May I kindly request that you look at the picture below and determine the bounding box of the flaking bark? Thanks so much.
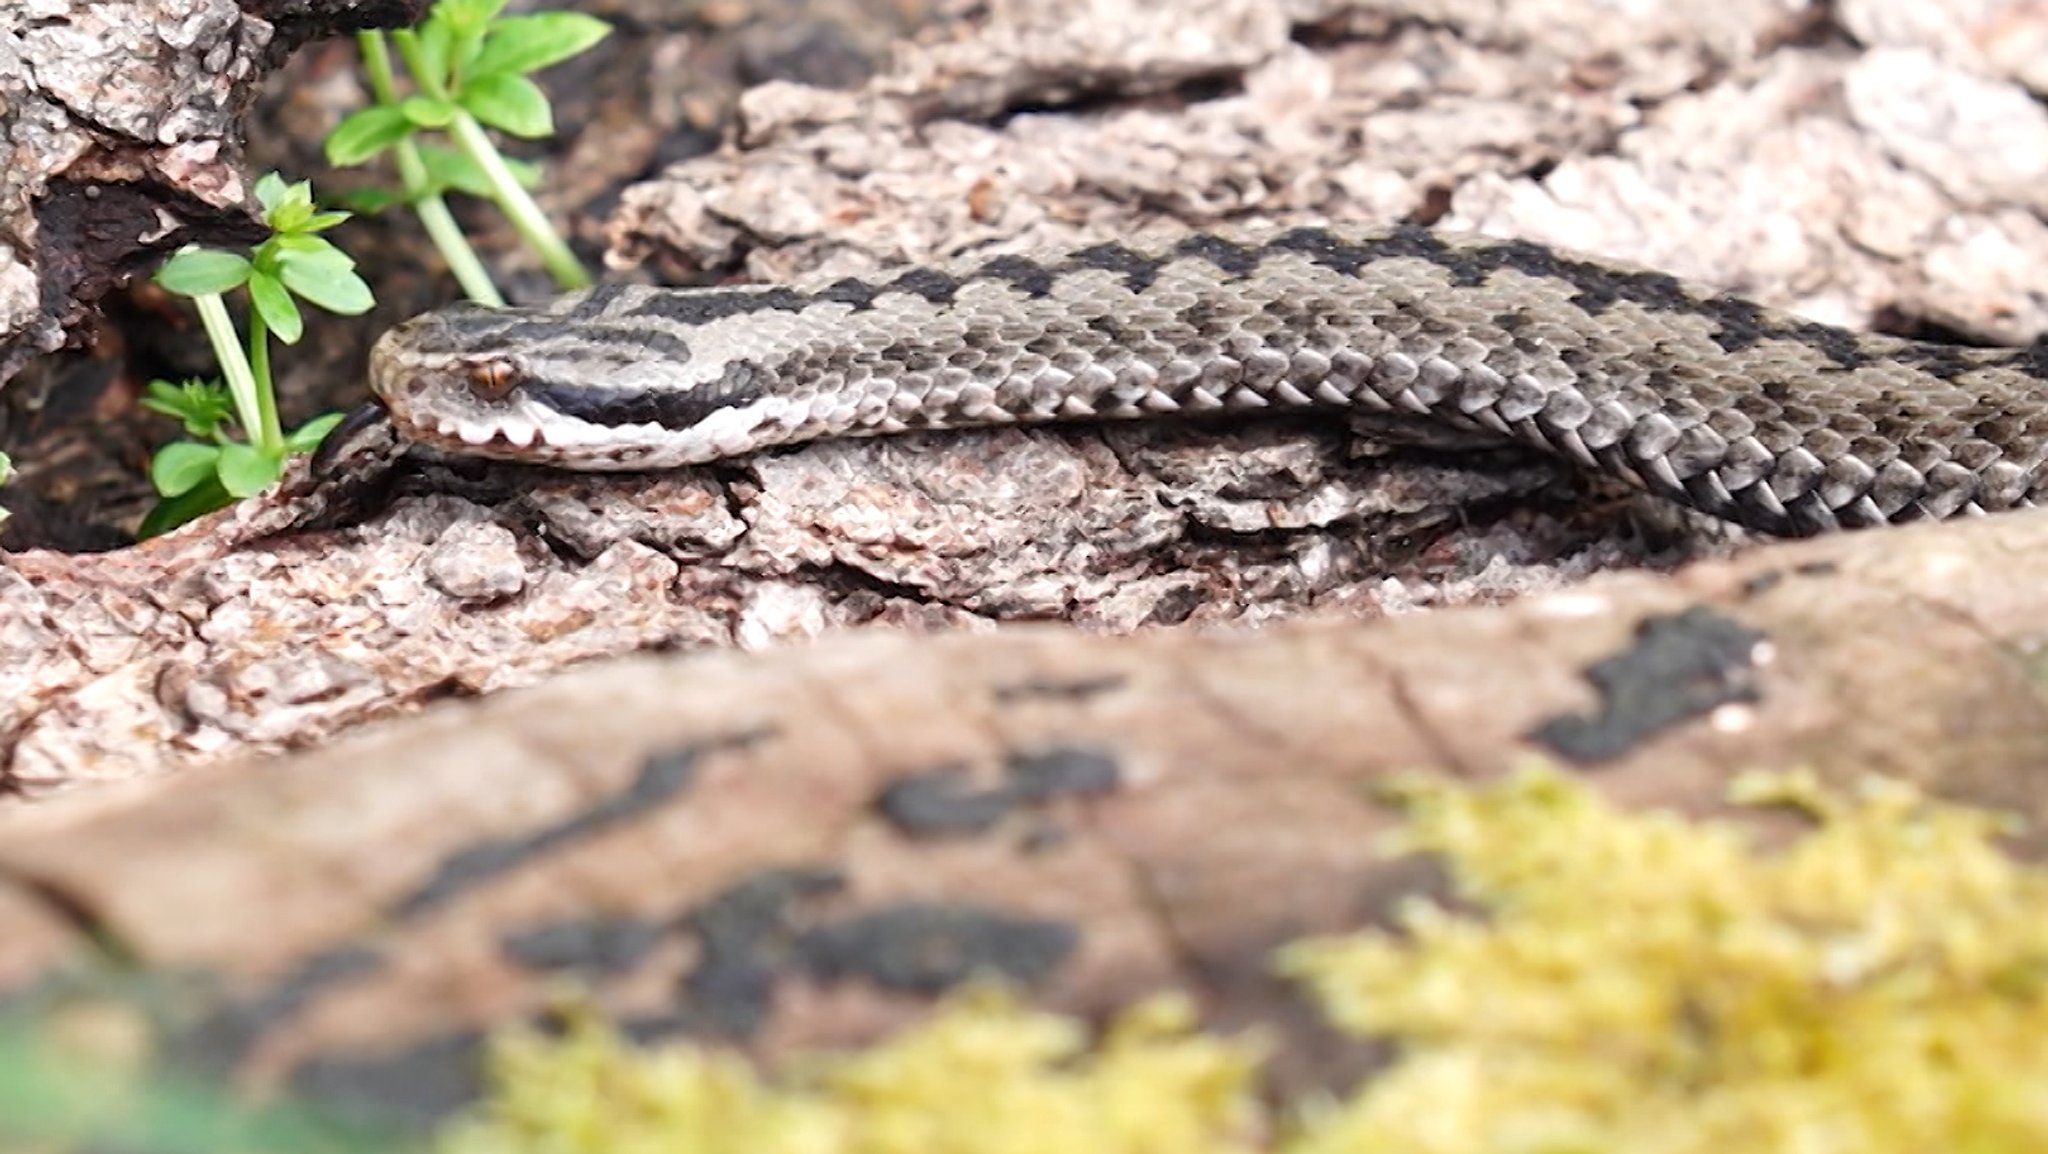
[3,0,2048,1131]
[6,509,2048,1128]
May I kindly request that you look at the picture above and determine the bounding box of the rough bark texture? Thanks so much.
[7,509,2048,1132]
[5,0,2048,1134]
[4,423,1618,789]
[12,0,2048,790]
[612,0,2048,347]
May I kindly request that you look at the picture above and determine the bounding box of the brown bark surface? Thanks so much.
[5,0,2048,1136]
[6,508,2048,1130]
[19,0,2048,790]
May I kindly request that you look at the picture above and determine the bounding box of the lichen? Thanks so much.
[437,768,2048,1154]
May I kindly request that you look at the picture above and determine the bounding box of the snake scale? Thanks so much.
[325,224,2048,536]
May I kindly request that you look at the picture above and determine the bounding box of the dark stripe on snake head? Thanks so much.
[428,301,523,343]
[565,282,630,321]
[627,285,812,324]
[525,360,761,430]
[455,319,698,364]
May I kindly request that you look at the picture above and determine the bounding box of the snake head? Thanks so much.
[365,296,775,470]
[366,307,555,460]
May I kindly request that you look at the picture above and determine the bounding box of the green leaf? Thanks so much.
[438,0,509,36]
[459,72,552,138]
[500,152,542,189]
[300,210,352,233]
[417,143,542,195]
[261,177,318,233]
[401,95,457,128]
[285,412,348,454]
[216,443,284,498]
[281,261,374,315]
[270,236,361,284]
[414,144,478,194]
[140,377,235,438]
[411,22,454,88]
[325,106,414,165]
[154,248,251,296]
[139,474,233,537]
[253,171,289,211]
[450,23,486,78]
[247,270,304,343]
[151,441,221,498]
[469,13,610,78]
[269,201,312,234]
[141,376,221,414]
[269,233,351,261]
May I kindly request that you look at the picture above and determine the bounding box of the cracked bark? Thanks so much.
[6,509,2048,1130]
[5,0,2048,1133]
[10,0,2048,786]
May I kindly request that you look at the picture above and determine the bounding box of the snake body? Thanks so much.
[350,224,2048,535]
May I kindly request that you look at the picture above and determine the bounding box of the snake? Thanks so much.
[319,223,2048,536]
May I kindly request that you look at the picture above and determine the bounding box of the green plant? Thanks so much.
[0,1010,405,1153]
[325,0,610,303]
[140,173,371,536]
[1281,768,2048,1153]
[437,989,1264,1154]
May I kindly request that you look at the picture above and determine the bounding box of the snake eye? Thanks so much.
[465,357,518,399]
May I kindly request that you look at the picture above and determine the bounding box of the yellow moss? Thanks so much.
[438,769,2048,1154]
[1279,767,2048,1154]
[435,988,1266,1154]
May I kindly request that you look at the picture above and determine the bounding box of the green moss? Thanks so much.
[1280,768,2048,1154]
[436,989,1266,1154]
[438,769,2048,1154]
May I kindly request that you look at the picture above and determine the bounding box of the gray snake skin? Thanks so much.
[341,224,2048,536]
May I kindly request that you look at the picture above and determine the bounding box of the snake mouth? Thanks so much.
[436,414,543,451]
[377,366,655,465]
[398,406,688,469]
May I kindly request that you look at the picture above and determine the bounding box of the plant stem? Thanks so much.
[193,294,265,448]
[414,192,507,305]
[355,30,402,99]
[448,111,590,289]
[357,31,505,306]
[388,29,443,99]
[244,310,284,453]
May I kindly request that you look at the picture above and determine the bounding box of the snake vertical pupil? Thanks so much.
[466,358,517,399]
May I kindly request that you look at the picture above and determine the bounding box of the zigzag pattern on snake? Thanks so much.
[325,224,2048,536]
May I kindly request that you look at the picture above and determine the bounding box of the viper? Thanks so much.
[317,224,2048,536]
